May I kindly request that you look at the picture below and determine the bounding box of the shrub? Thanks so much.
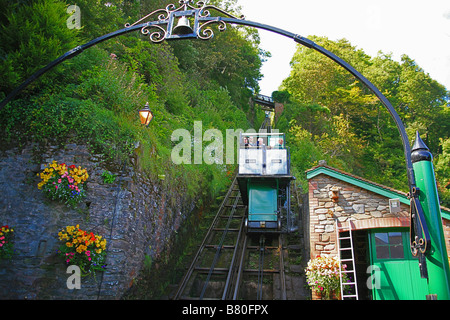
[101,170,116,184]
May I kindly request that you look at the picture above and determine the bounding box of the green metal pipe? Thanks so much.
[411,131,450,299]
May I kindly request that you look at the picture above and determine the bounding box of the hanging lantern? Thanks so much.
[139,102,154,127]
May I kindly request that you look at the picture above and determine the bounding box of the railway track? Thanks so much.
[173,115,289,300]
[232,233,286,300]
[173,176,287,300]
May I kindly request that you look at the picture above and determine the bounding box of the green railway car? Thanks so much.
[247,180,279,229]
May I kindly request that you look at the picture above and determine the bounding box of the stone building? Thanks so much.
[306,163,450,300]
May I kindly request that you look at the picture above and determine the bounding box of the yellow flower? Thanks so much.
[58,231,68,240]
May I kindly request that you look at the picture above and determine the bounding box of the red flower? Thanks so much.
[69,165,76,169]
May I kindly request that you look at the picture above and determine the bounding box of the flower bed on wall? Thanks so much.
[0,225,14,260]
[37,160,89,208]
[58,225,107,275]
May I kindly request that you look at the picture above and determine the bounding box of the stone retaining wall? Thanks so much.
[0,143,194,299]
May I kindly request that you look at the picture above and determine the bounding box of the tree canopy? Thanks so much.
[278,36,450,206]
[0,1,448,207]
[0,0,267,203]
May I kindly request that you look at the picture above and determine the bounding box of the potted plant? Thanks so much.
[305,255,348,300]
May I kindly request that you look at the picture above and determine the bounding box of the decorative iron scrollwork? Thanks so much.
[409,187,431,279]
[125,0,244,43]
[197,18,226,40]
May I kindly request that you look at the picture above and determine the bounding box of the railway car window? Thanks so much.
[256,137,266,147]
[267,136,283,149]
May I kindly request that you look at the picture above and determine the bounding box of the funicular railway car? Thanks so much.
[237,132,294,233]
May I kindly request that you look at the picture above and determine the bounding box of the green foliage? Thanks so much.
[143,254,153,272]
[280,35,449,201]
[101,171,117,184]
[0,0,80,95]
[66,0,139,40]
[169,21,268,109]
[272,90,290,103]
[435,137,450,207]
[288,121,323,173]
[0,225,15,260]
[0,0,264,207]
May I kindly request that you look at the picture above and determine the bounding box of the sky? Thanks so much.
[237,0,450,96]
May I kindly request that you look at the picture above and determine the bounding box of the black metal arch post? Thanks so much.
[0,1,430,274]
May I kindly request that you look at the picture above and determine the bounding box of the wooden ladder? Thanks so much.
[336,222,359,300]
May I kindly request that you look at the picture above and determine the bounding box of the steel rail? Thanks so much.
[257,235,266,300]
[232,233,248,300]
[231,234,287,300]
[221,213,246,300]
[199,193,240,299]
[278,234,287,300]
[173,177,246,300]
[172,176,240,299]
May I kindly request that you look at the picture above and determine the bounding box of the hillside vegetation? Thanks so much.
[0,0,268,205]
[0,0,448,207]
[275,36,450,206]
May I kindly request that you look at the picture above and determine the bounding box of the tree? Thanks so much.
[435,137,450,208]
[0,0,81,96]
[280,35,449,193]
[169,22,268,109]
[397,55,449,153]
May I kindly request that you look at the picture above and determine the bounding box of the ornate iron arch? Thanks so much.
[0,0,430,274]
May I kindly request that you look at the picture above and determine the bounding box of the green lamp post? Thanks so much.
[411,131,450,299]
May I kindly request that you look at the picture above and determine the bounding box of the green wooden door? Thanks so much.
[368,229,429,300]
